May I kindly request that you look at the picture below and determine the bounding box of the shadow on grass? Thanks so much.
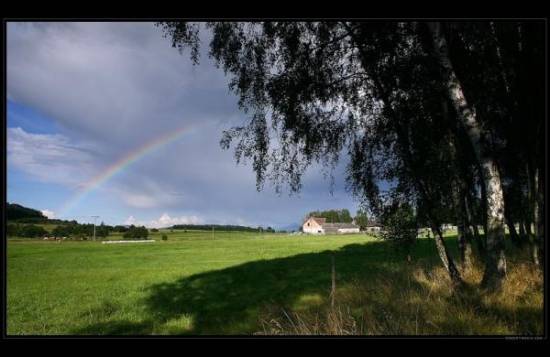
[74,236,542,335]
[76,238,442,334]
[77,320,154,335]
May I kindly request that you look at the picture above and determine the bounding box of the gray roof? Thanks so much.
[322,223,359,229]
[322,222,358,234]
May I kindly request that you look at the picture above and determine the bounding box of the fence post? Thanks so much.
[330,253,336,309]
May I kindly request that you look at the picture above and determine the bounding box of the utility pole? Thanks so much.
[91,215,99,241]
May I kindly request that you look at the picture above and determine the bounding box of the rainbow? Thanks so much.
[59,125,196,217]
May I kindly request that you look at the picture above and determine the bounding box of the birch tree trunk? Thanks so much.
[466,193,486,260]
[431,223,463,285]
[445,98,473,270]
[458,190,474,270]
[531,167,543,268]
[455,203,473,270]
[536,168,544,269]
[505,213,521,247]
[502,186,522,247]
[519,219,527,240]
[528,163,540,266]
[428,22,507,290]
[343,22,463,286]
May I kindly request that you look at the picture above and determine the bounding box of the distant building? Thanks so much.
[302,217,360,234]
[364,220,383,234]
[441,223,457,231]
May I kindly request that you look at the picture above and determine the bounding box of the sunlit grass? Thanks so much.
[7,231,542,335]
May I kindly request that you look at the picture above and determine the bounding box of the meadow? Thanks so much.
[7,230,543,335]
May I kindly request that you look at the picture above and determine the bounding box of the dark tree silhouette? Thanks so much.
[160,21,545,290]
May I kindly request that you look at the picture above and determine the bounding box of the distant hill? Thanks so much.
[6,203,47,222]
[6,202,77,226]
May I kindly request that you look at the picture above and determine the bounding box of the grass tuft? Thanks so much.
[258,259,542,335]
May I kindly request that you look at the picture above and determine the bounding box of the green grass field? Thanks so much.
[7,230,543,335]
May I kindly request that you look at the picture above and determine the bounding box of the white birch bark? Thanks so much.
[428,22,507,289]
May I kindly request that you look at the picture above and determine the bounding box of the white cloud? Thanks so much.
[7,127,96,187]
[123,213,202,228]
[152,213,202,228]
[41,209,55,219]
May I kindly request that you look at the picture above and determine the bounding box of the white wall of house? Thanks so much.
[303,226,324,234]
[302,218,324,234]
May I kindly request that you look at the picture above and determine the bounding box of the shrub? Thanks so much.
[7,223,21,237]
[53,225,73,237]
[18,224,48,238]
[114,225,129,233]
[161,234,168,241]
[380,202,418,261]
[123,226,149,240]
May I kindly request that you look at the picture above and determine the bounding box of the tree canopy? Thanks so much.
[307,209,353,223]
[160,21,545,290]
[6,202,46,221]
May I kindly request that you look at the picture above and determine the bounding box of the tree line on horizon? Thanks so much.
[6,202,278,238]
[170,224,275,232]
[306,209,354,224]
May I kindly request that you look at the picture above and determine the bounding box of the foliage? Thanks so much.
[307,209,353,223]
[15,224,48,238]
[161,234,168,241]
[113,225,130,233]
[380,202,418,258]
[6,202,46,221]
[7,223,22,237]
[6,203,115,239]
[171,224,261,232]
[354,209,369,230]
[95,223,110,238]
[123,225,149,240]
[159,21,545,286]
[51,222,110,239]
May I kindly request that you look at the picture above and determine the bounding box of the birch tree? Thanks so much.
[427,22,507,289]
[160,20,544,289]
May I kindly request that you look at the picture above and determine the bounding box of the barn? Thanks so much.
[302,217,360,234]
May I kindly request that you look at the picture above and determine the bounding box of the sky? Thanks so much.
[6,22,361,230]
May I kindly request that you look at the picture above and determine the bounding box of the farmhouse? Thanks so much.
[365,220,384,234]
[302,217,360,234]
